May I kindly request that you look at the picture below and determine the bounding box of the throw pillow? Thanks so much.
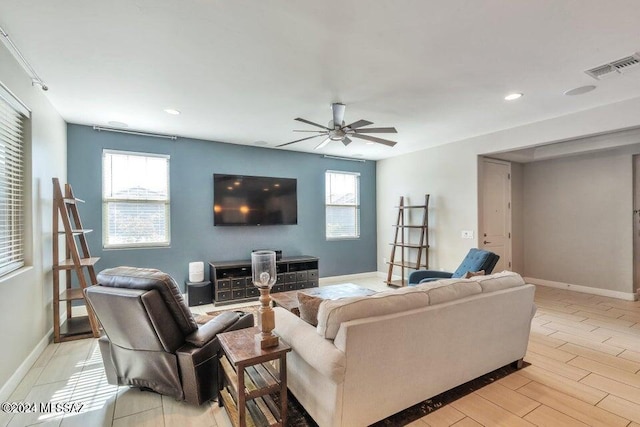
[463,270,485,279]
[297,292,323,326]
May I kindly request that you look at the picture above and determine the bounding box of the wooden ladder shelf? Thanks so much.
[386,194,430,287]
[52,178,100,342]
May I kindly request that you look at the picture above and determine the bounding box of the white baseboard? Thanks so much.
[524,277,638,301]
[320,271,379,285]
[0,330,52,402]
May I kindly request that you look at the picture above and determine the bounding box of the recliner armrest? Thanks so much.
[408,270,453,285]
[184,311,240,347]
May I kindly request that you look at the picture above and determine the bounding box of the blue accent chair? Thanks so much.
[408,248,500,285]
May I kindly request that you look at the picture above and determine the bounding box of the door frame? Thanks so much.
[478,157,512,270]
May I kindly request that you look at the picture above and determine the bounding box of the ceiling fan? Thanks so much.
[277,103,398,150]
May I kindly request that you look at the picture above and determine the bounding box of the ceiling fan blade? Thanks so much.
[276,134,325,147]
[354,127,398,134]
[295,117,330,130]
[314,137,331,150]
[350,133,398,147]
[342,136,352,146]
[344,119,374,129]
[293,130,326,132]
[332,103,346,128]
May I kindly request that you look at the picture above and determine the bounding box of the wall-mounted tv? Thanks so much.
[213,174,298,226]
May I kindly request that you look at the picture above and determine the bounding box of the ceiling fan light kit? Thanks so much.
[277,103,399,150]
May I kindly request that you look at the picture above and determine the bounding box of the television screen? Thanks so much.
[213,174,298,226]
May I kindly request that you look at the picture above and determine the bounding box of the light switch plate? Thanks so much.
[461,230,474,239]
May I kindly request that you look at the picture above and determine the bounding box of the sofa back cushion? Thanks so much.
[317,287,430,339]
[468,270,526,292]
[415,278,482,304]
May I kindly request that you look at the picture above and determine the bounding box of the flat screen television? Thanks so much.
[213,174,298,226]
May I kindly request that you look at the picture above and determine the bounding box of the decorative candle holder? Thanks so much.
[251,250,279,348]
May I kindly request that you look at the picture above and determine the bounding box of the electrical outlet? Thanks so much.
[383,257,388,264]
[461,230,474,239]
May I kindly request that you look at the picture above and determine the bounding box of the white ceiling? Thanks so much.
[1,0,640,160]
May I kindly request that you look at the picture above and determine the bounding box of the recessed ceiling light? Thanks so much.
[365,142,375,145]
[504,93,523,101]
[164,108,181,115]
[564,85,596,96]
[353,154,364,157]
[107,121,128,128]
[254,140,269,146]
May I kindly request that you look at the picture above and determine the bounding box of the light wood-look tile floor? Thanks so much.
[2,279,639,426]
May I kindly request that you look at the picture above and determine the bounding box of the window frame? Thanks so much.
[102,149,171,249]
[325,170,361,240]
[0,83,29,277]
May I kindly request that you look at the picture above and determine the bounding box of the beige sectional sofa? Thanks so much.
[273,271,536,427]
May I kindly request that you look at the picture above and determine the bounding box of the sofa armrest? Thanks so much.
[185,311,240,347]
[274,307,346,384]
[408,270,453,285]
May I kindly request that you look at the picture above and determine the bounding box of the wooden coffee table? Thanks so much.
[270,283,377,316]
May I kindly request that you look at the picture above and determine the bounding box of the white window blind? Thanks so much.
[102,150,170,248]
[0,96,25,276]
[325,171,360,239]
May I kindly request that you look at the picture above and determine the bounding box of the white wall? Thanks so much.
[377,96,640,290]
[0,43,66,392]
[523,149,635,293]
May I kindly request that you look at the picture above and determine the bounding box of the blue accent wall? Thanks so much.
[67,124,377,289]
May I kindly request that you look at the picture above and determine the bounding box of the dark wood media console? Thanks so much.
[209,255,319,305]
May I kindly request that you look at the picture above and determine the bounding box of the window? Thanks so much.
[0,89,27,276]
[102,150,170,248]
[325,171,360,239]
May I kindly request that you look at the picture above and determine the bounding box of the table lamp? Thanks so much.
[251,250,279,348]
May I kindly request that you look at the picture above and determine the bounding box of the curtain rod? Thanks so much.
[93,126,178,140]
[0,25,48,91]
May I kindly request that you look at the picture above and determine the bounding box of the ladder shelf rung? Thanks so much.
[394,205,428,209]
[54,257,100,270]
[386,261,424,269]
[57,229,93,235]
[63,197,85,204]
[59,288,87,301]
[392,225,426,228]
[389,243,429,248]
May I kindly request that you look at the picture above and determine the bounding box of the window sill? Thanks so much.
[326,237,360,241]
[0,266,34,284]
[103,245,171,251]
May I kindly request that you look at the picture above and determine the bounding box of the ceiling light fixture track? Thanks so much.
[0,25,48,91]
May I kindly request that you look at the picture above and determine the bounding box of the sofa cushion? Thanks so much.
[317,287,430,339]
[416,278,482,305]
[468,270,526,292]
[297,292,323,326]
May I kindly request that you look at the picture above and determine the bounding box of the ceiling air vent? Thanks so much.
[585,53,640,80]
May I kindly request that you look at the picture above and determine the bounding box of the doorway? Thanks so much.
[479,158,512,272]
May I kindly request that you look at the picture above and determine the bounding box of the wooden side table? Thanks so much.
[217,327,291,427]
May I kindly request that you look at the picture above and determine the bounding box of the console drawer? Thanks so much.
[276,274,285,285]
[284,283,296,291]
[246,287,259,298]
[308,270,318,280]
[296,271,308,282]
[285,272,297,283]
[232,289,245,299]
[231,278,246,289]
[272,284,284,293]
[217,279,231,291]
[217,291,231,302]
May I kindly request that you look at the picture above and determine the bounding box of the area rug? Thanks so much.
[194,306,523,426]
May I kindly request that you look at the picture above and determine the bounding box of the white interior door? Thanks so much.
[480,158,511,272]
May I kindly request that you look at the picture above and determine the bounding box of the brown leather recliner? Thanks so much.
[84,266,254,405]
